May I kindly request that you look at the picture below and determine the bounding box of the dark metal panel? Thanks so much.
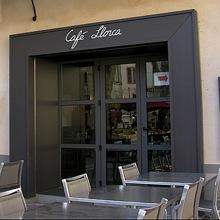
[27,57,36,197]
[168,13,202,172]
[9,38,29,195]
[36,58,59,192]
[191,11,203,172]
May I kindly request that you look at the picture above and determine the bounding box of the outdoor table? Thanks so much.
[7,202,140,219]
[69,185,182,208]
[124,172,217,187]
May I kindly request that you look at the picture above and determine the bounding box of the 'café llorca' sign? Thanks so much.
[65,25,122,50]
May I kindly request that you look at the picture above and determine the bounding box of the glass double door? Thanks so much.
[60,56,171,187]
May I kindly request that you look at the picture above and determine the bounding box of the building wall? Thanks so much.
[0,0,2,23]
[0,0,220,165]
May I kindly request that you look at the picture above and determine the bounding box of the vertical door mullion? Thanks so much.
[100,61,107,186]
[139,57,148,173]
[58,64,62,185]
[135,57,142,172]
[94,60,101,188]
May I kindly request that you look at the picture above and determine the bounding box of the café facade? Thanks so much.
[1,1,219,197]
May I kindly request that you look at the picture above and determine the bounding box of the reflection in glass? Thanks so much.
[62,64,95,100]
[105,64,136,99]
[106,103,137,144]
[61,148,96,187]
[106,150,137,184]
[62,105,95,144]
[147,101,170,145]
[146,61,169,97]
[148,150,172,172]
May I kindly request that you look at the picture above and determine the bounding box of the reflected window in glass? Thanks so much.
[105,64,136,99]
[106,103,137,144]
[146,61,169,98]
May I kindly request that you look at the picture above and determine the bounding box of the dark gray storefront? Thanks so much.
[10,10,203,197]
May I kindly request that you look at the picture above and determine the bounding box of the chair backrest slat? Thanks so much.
[181,184,197,219]
[118,163,139,186]
[194,176,204,218]
[62,173,91,203]
[137,198,168,219]
[0,160,24,189]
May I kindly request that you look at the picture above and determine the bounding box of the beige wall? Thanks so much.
[0,0,220,164]
[0,0,2,23]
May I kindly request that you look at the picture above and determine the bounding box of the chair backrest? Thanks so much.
[0,188,27,218]
[137,198,168,219]
[0,160,24,189]
[194,177,205,219]
[213,168,220,219]
[178,177,204,219]
[62,173,91,203]
[118,163,139,186]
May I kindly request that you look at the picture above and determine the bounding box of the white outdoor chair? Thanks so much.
[137,198,168,219]
[118,163,140,186]
[172,177,204,219]
[62,173,91,203]
[0,160,24,190]
[0,187,27,218]
[198,168,220,219]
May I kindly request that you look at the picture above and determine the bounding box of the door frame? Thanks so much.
[59,59,101,188]
[139,56,172,174]
[59,54,171,187]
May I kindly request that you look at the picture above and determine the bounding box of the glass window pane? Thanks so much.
[147,101,170,145]
[105,64,136,99]
[106,150,137,184]
[146,61,169,97]
[106,103,137,144]
[61,148,96,187]
[62,105,95,144]
[62,64,95,100]
[148,150,172,172]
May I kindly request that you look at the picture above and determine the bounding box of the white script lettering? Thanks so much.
[65,25,122,50]
[65,29,88,49]
[91,25,122,39]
